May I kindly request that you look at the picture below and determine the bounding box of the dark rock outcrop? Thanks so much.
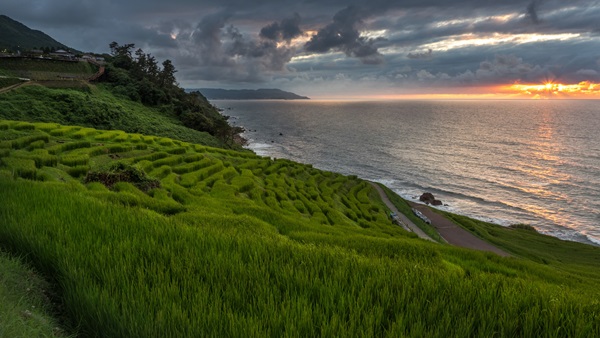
[419,192,443,206]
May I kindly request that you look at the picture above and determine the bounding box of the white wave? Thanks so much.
[371,178,397,187]
[586,234,600,246]
[246,142,276,157]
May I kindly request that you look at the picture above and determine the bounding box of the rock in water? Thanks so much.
[419,192,443,206]
[419,192,435,204]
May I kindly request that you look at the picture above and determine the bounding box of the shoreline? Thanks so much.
[242,139,600,248]
[218,99,600,249]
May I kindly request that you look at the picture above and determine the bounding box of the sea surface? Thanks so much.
[217,99,600,246]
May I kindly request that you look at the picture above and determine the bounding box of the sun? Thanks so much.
[504,80,600,99]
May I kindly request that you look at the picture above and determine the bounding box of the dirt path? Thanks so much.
[370,183,435,242]
[0,80,28,94]
[409,202,510,256]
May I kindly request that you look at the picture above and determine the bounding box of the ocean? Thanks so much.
[216,99,600,246]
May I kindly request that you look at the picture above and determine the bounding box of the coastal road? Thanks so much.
[370,183,435,242]
[409,202,510,257]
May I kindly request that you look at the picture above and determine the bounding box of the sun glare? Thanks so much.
[505,81,600,99]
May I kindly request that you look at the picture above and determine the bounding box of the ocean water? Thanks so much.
[217,99,600,246]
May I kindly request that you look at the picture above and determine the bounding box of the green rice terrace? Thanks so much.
[0,58,97,81]
[1,120,599,337]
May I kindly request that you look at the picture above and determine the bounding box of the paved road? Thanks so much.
[409,202,510,257]
[370,182,509,256]
[370,182,435,242]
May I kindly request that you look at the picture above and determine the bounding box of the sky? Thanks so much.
[2,0,600,99]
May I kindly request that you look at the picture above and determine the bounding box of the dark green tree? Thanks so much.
[160,60,177,87]
[103,42,244,147]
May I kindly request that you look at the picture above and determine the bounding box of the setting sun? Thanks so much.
[504,81,600,99]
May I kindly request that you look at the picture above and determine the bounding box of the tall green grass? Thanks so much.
[0,120,599,337]
[1,179,599,337]
[0,250,72,337]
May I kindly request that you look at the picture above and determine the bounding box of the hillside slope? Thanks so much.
[0,15,70,51]
[0,120,599,337]
[0,85,224,147]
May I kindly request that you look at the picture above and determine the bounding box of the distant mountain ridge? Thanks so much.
[0,15,71,51]
[191,88,310,100]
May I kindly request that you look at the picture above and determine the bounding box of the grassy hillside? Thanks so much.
[0,15,70,51]
[0,85,224,147]
[0,47,244,149]
[0,58,97,80]
[0,120,599,337]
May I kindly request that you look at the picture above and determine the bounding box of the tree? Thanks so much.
[102,42,245,148]
[109,42,135,70]
[132,48,147,80]
[160,60,177,87]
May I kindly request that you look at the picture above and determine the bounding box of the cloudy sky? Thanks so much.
[3,0,600,98]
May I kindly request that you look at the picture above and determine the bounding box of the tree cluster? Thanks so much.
[103,42,243,146]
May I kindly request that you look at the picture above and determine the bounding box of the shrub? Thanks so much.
[84,162,160,192]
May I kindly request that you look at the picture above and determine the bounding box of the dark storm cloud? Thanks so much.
[260,13,303,42]
[1,0,599,93]
[164,12,298,83]
[192,12,232,66]
[305,6,385,64]
[526,1,540,24]
[226,25,295,70]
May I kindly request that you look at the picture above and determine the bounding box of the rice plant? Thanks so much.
[1,120,600,337]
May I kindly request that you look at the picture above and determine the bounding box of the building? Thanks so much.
[49,49,75,60]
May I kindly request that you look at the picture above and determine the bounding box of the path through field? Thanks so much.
[409,202,510,256]
[370,182,434,242]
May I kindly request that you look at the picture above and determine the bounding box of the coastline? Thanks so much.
[242,138,600,248]
[219,99,600,248]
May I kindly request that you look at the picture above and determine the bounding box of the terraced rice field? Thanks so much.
[2,119,600,337]
[0,119,397,235]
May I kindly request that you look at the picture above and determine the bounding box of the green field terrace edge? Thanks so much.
[1,119,599,336]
